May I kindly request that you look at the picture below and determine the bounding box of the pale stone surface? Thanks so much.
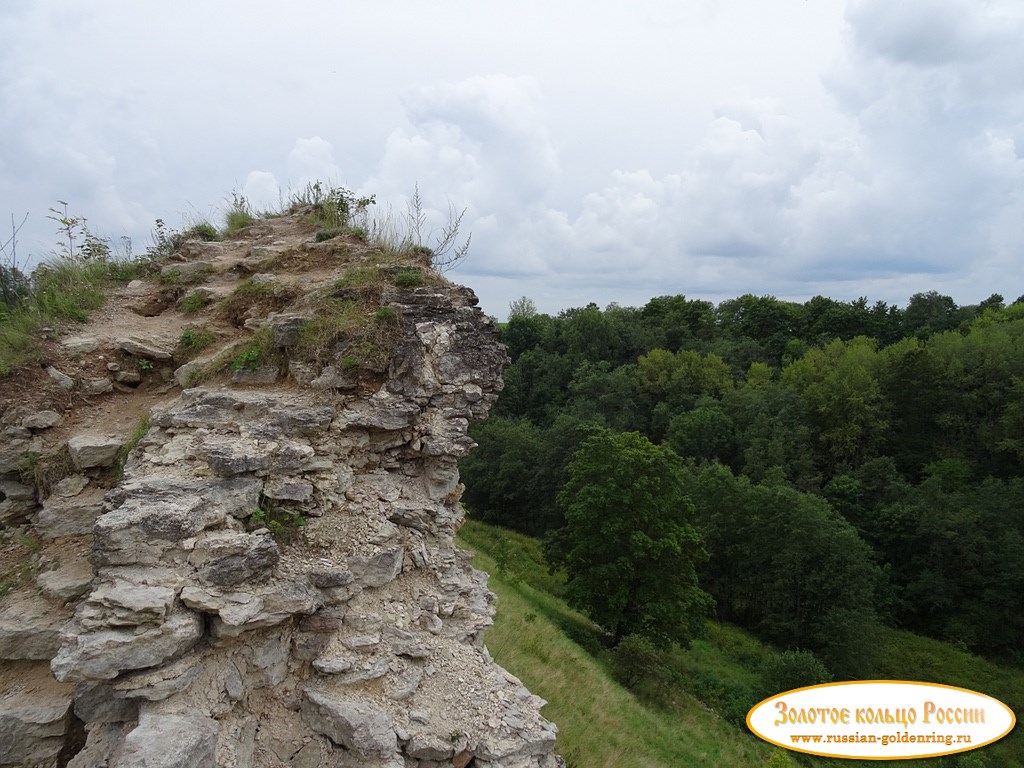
[61,336,100,354]
[37,486,107,539]
[117,711,219,768]
[37,559,94,602]
[0,597,70,660]
[67,435,124,470]
[22,409,63,430]
[34,219,559,768]
[0,679,73,766]
[301,690,397,758]
[51,607,203,682]
[116,336,174,360]
[47,365,75,390]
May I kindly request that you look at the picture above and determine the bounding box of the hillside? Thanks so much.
[0,203,562,768]
[458,519,1024,768]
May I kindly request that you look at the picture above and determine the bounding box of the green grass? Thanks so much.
[459,519,1024,768]
[177,327,218,359]
[178,290,212,314]
[219,278,297,326]
[394,267,425,288]
[182,221,220,241]
[0,257,144,375]
[114,416,151,481]
[158,263,214,287]
[222,192,256,238]
[459,520,773,768]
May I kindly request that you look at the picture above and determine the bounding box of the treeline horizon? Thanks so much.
[463,288,1024,679]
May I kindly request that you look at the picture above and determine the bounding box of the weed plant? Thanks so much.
[222,192,255,238]
[249,501,306,545]
[177,327,218,359]
[178,291,212,314]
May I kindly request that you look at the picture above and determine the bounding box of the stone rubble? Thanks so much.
[0,218,563,768]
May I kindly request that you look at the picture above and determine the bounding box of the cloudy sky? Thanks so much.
[2,1,1022,319]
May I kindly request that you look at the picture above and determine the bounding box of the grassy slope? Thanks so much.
[458,519,1022,768]
[459,520,776,768]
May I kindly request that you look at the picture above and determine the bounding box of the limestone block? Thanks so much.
[0,597,71,660]
[22,410,63,430]
[61,336,99,354]
[190,530,279,587]
[67,435,124,470]
[37,486,107,539]
[116,336,174,360]
[51,607,203,682]
[117,711,219,768]
[37,559,94,602]
[301,690,397,759]
[0,676,73,766]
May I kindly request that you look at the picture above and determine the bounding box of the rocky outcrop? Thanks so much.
[0,217,562,767]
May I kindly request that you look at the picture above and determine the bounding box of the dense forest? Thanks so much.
[461,290,1024,681]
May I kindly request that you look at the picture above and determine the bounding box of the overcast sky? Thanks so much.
[2,1,1022,319]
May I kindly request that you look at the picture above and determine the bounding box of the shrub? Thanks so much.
[230,348,261,372]
[315,228,344,242]
[296,181,375,230]
[755,649,832,700]
[611,634,667,689]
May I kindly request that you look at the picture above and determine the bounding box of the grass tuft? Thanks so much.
[222,192,256,238]
[177,326,218,359]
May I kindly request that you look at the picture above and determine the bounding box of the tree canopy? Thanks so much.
[545,429,712,647]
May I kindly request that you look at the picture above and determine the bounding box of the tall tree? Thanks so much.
[545,430,712,646]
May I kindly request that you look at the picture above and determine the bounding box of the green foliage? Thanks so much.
[508,295,538,320]
[177,327,217,359]
[610,633,671,689]
[114,417,151,480]
[755,649,832,699]
[690,462,883,677]
[373,306,399,324]
[249,503,306,545]
[546,429,713,647]
[0,241,147,375]
[763,750,798,768]
[314,228,344,242]
[296,181,375,230]
[182,221,220,241]
[461,524,774,768]
[177,290,211,314]
[463,415,598,536]
[393,267,424,288]
[222,192,255,237]
[230,348,261,372]
[781,336,888,474]
[464,518,1024,767]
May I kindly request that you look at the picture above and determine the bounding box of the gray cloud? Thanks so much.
[2,0,1022,319]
